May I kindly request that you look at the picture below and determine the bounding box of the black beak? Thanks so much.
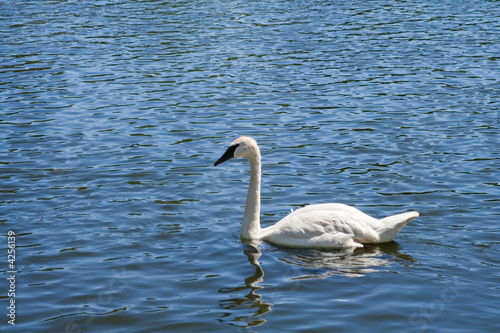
[214,144,239,166]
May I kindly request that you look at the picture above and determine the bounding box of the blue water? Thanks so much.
[1,0,499,332]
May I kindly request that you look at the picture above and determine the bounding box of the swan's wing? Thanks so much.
[261,209,380,248]
[291,203,383,229]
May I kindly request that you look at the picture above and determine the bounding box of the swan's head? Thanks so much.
[214,136,260,166]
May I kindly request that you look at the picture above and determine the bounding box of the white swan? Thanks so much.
[214,136,419,249]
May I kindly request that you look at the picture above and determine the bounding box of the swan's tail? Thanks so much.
[375,211,419,243]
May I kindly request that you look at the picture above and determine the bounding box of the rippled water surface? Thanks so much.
[1,0,499,332]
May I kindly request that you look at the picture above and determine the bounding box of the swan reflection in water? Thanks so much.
[218,240,415,330]
[218,245,269,328]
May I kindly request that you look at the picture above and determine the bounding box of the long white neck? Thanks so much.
[242,151,262,240]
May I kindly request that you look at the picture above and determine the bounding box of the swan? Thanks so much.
[214,136,419,249]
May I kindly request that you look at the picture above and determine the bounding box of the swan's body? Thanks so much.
[214,136,419,249]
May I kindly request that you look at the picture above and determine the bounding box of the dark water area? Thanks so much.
[1,0,499,332]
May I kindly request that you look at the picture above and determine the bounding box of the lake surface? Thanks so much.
[1,0,499,332]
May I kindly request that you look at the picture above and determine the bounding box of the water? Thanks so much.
[1,0,499,332]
